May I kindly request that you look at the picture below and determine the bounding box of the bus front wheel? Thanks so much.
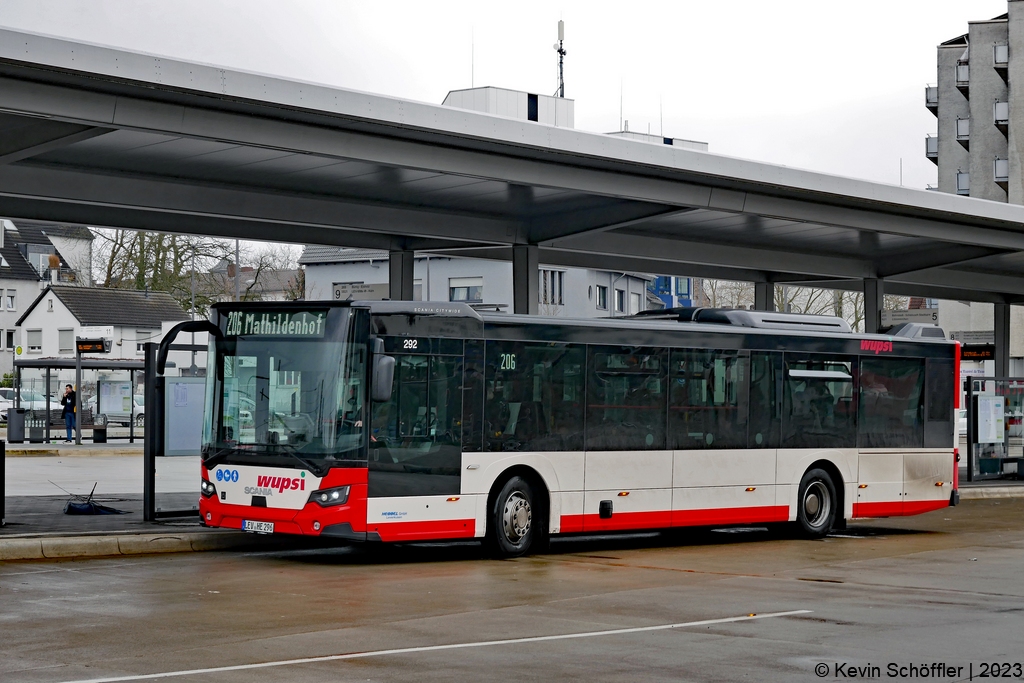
[796,468,837,539]
[487,475,541,558]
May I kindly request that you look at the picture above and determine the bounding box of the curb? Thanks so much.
[4,447,142,458]
[959,486,1024,500]
[0,531,268,561]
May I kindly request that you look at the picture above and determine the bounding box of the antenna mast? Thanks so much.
[554,20,566,97]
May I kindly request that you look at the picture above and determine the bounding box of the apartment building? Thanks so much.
[927,6,1019,200]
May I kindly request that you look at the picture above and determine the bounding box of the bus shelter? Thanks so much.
[12,357,145,443]
[965,377,1024,481]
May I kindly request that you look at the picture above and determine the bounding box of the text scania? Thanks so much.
[861,339,893,354]
[255,475,306,493]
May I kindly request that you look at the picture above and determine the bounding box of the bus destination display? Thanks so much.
[224,310,327,337]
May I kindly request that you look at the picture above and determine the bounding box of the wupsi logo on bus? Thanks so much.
[860,340,893,355]
[215,469,240,483]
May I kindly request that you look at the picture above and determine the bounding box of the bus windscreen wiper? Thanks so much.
[201,447,235,468]
[274,444,326,477]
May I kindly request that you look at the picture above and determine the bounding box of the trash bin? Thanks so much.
[27,414,45,443]
[7,408,26,444]
[93,413,107,444]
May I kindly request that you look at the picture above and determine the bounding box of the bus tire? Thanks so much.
[487,475,540,558]
[796,468,837,539]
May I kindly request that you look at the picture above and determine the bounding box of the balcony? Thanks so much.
[956,62,970,98]
[995,44,1009,83]
[995,158,1009,190]
[925,85,938,115]
[956,171,970,196]
[925,135,938,164]
[995,101,1009,137]
[956,117,970,150]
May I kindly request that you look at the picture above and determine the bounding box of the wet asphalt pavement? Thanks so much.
[3,498,1024,682]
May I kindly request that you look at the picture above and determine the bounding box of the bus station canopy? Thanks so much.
[3,28,1024,303]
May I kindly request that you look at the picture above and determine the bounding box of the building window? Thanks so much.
[539,270,564,305]
[449,277,483,303]
[596,285,608,310]
[136,330,156,354]
[26,329,42,353]
[47,298,53,312]
[414,279,423,301]
[6,290,15,310]
[5,330,14,350]
[615,289,626,313]
[58,329,74,354]
[630,292,642,315]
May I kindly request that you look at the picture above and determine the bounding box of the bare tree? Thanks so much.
[93,230,303,314]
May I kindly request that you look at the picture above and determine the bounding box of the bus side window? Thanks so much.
[484,340,585,452]
[668,349,749,450]
[859,357,925,449]
[783,355,857,449]
[586,346,666,451]
[923,358,954,448]
[748,352,780,448]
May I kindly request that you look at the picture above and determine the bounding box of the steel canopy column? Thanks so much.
[388,250,414,301]
[863,278,884,334]
[512,245,539,315]
[754,282,773,311]
[995,303,1010,377]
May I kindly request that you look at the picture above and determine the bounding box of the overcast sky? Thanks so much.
[0,0,1010,191]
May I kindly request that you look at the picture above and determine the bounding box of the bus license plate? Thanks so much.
[242,520,274,534]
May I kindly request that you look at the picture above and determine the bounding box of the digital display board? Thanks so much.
[223,310,328,338]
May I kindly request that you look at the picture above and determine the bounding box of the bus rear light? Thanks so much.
[309,486,350,507]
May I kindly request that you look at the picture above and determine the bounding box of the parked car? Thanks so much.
[957,408,967,438]
[85,394,145,427]
[0,388,62,422]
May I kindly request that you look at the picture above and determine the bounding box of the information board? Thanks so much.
[98,381,133,415]
[975,395,1005,444]
[163,377,207,456]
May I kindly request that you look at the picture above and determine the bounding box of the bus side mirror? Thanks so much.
[372,355,395,402]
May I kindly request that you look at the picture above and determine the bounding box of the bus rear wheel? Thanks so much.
[487,475,542,558]
[796,468,837,539]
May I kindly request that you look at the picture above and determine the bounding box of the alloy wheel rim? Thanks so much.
[503,491,532,543]
[803,481,831,529]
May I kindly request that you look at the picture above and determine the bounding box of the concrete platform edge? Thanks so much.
[0,530,262,561]
[959,486,1024,500]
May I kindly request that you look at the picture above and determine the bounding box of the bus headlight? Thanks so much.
[309,486,350,507]
[200,479,217,498]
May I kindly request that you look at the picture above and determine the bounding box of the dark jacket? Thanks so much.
[60,390,76,417]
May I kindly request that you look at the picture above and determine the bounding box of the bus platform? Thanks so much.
[0,495,292,561]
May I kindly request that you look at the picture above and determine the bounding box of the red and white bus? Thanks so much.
[198,301,959,557]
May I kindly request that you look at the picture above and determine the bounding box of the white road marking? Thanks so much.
[57,609,812,683]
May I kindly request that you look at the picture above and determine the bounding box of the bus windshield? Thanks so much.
[202,307,367,473]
